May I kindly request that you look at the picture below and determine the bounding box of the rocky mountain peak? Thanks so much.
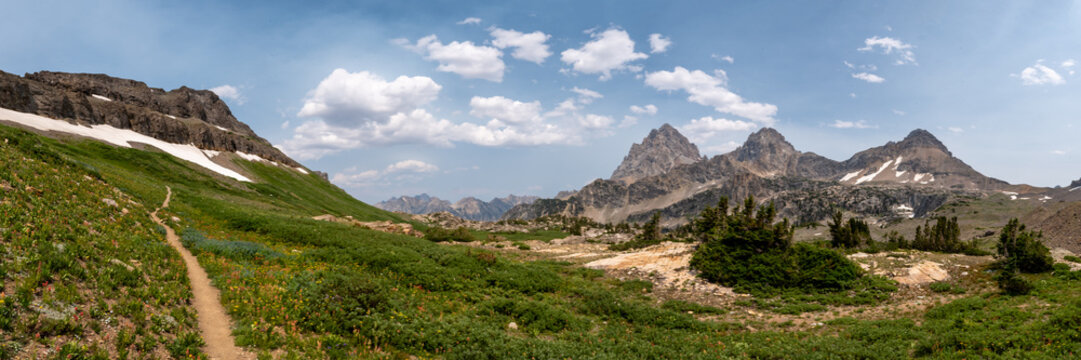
[899,129,950,154]
[610,123,703,184]
[734,128,797,162]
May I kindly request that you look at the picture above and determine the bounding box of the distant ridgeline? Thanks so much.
[376,193,538,221]
[504,124,1040,226]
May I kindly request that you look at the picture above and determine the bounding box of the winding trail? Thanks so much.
[151,186,253,360]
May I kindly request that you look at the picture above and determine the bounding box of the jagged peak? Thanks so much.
[734,127,797,162]
[610,123,703,183]
[899,128,950,154]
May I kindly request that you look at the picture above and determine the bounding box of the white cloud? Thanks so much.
[333,160,439,187]
[648,33,671,53]
[469,96,542,124]
[385,159,440,173]
[1017,62,1066,86]
[490,28,551,64]
[561,28,648,80]
[297,69,441,125]
[947,126,964,133]
[1051,149,1067,155]
[1064,59,1077,76]
[645,66,777,124]
[619,115,638,128]
[456,17,482,25]
[713,54,735,63]
[844,61,877,71]
[570,87,603,103]
[210,85,243,104]
[858,36,916,65]
[702,141,741,155]
[280,121,290,129]
[579,114,614,129]
[892,109,906,116]
[629,104,658,115]
[830,120,874,129]
[851,72,885,83]
[679,116,756,144]
[405,35,505,82]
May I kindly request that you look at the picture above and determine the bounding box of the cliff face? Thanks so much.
[504,126,1018,225]
[610,123,704,184]
[0,70,297,166]
[376,194,539,221]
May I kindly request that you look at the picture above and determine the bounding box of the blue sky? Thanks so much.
[3,1,1080,203]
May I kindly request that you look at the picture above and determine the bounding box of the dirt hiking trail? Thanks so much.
[151,186,253,360]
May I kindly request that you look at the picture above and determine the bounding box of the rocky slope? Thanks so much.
[504,126,1025,225]
[0,70,297,166]
[610,123,704,184]
[377,194,538,221]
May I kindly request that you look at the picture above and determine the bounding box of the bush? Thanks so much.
[997,218,1053,273]
[829,211,871,249]
[181,228,281,263]
[425,226,475,242]
[610,212,664,251]
[1065,255,1081,264]
[994,269,1033,296]
[690,197,863,294]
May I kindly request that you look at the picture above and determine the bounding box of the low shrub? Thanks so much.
[425,226,475,242]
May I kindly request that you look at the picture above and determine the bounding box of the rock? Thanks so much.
[507,322,518,330]
[893,260,950,285]
[102,198,118,207]
[376,194,538,221]
[610,123,704,184]
[0,70,299,167]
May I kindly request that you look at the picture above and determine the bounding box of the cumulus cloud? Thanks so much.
[1017,62,1066,86]
[830,120,874,129]
[561,28,648,80]
[282,69,622,160]
[1051,150,1067,155]
[702,141,741,155]
[296,69,441,125]
[332,160,439,187]
[679,116,756,144]
[851,72,885,83]
[490,28,551,64]
[1064,59,1076,76]
[456,17,482,25]
[405,35,505,82]
[645,66,777,124]
[858,36,916,65]
[579,114,614,129]
[648,33,671,53]
[619,115,638,128]
[948,126,964,133]
[210,85,243,104]
[629,104,658,115]
[892,109,906,116]
[469,96,542,124]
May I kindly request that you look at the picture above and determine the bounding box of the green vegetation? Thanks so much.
[993,218,1054,295]
[996,218,1054,274]
[690,197,870,295]
[608,212,666,251]
[1065,255,1081,263]
[0,126,204,359]
[828,211,871,249]
[424,226,476,242]
[6,123,1081,358]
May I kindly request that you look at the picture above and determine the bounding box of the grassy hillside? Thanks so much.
[2,123,1081,359]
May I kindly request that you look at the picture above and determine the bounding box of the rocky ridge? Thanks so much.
[0,70,298,167]
[377,193,539,221]
[504,126,1024,225]
[610,123,704,184]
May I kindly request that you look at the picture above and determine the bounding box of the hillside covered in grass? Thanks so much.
[2,122,1081,359]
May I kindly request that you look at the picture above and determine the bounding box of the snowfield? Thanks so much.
[0,107,255,181]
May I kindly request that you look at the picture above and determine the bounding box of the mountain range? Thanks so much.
[376,194,538,221]
[504,124,1027,225]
